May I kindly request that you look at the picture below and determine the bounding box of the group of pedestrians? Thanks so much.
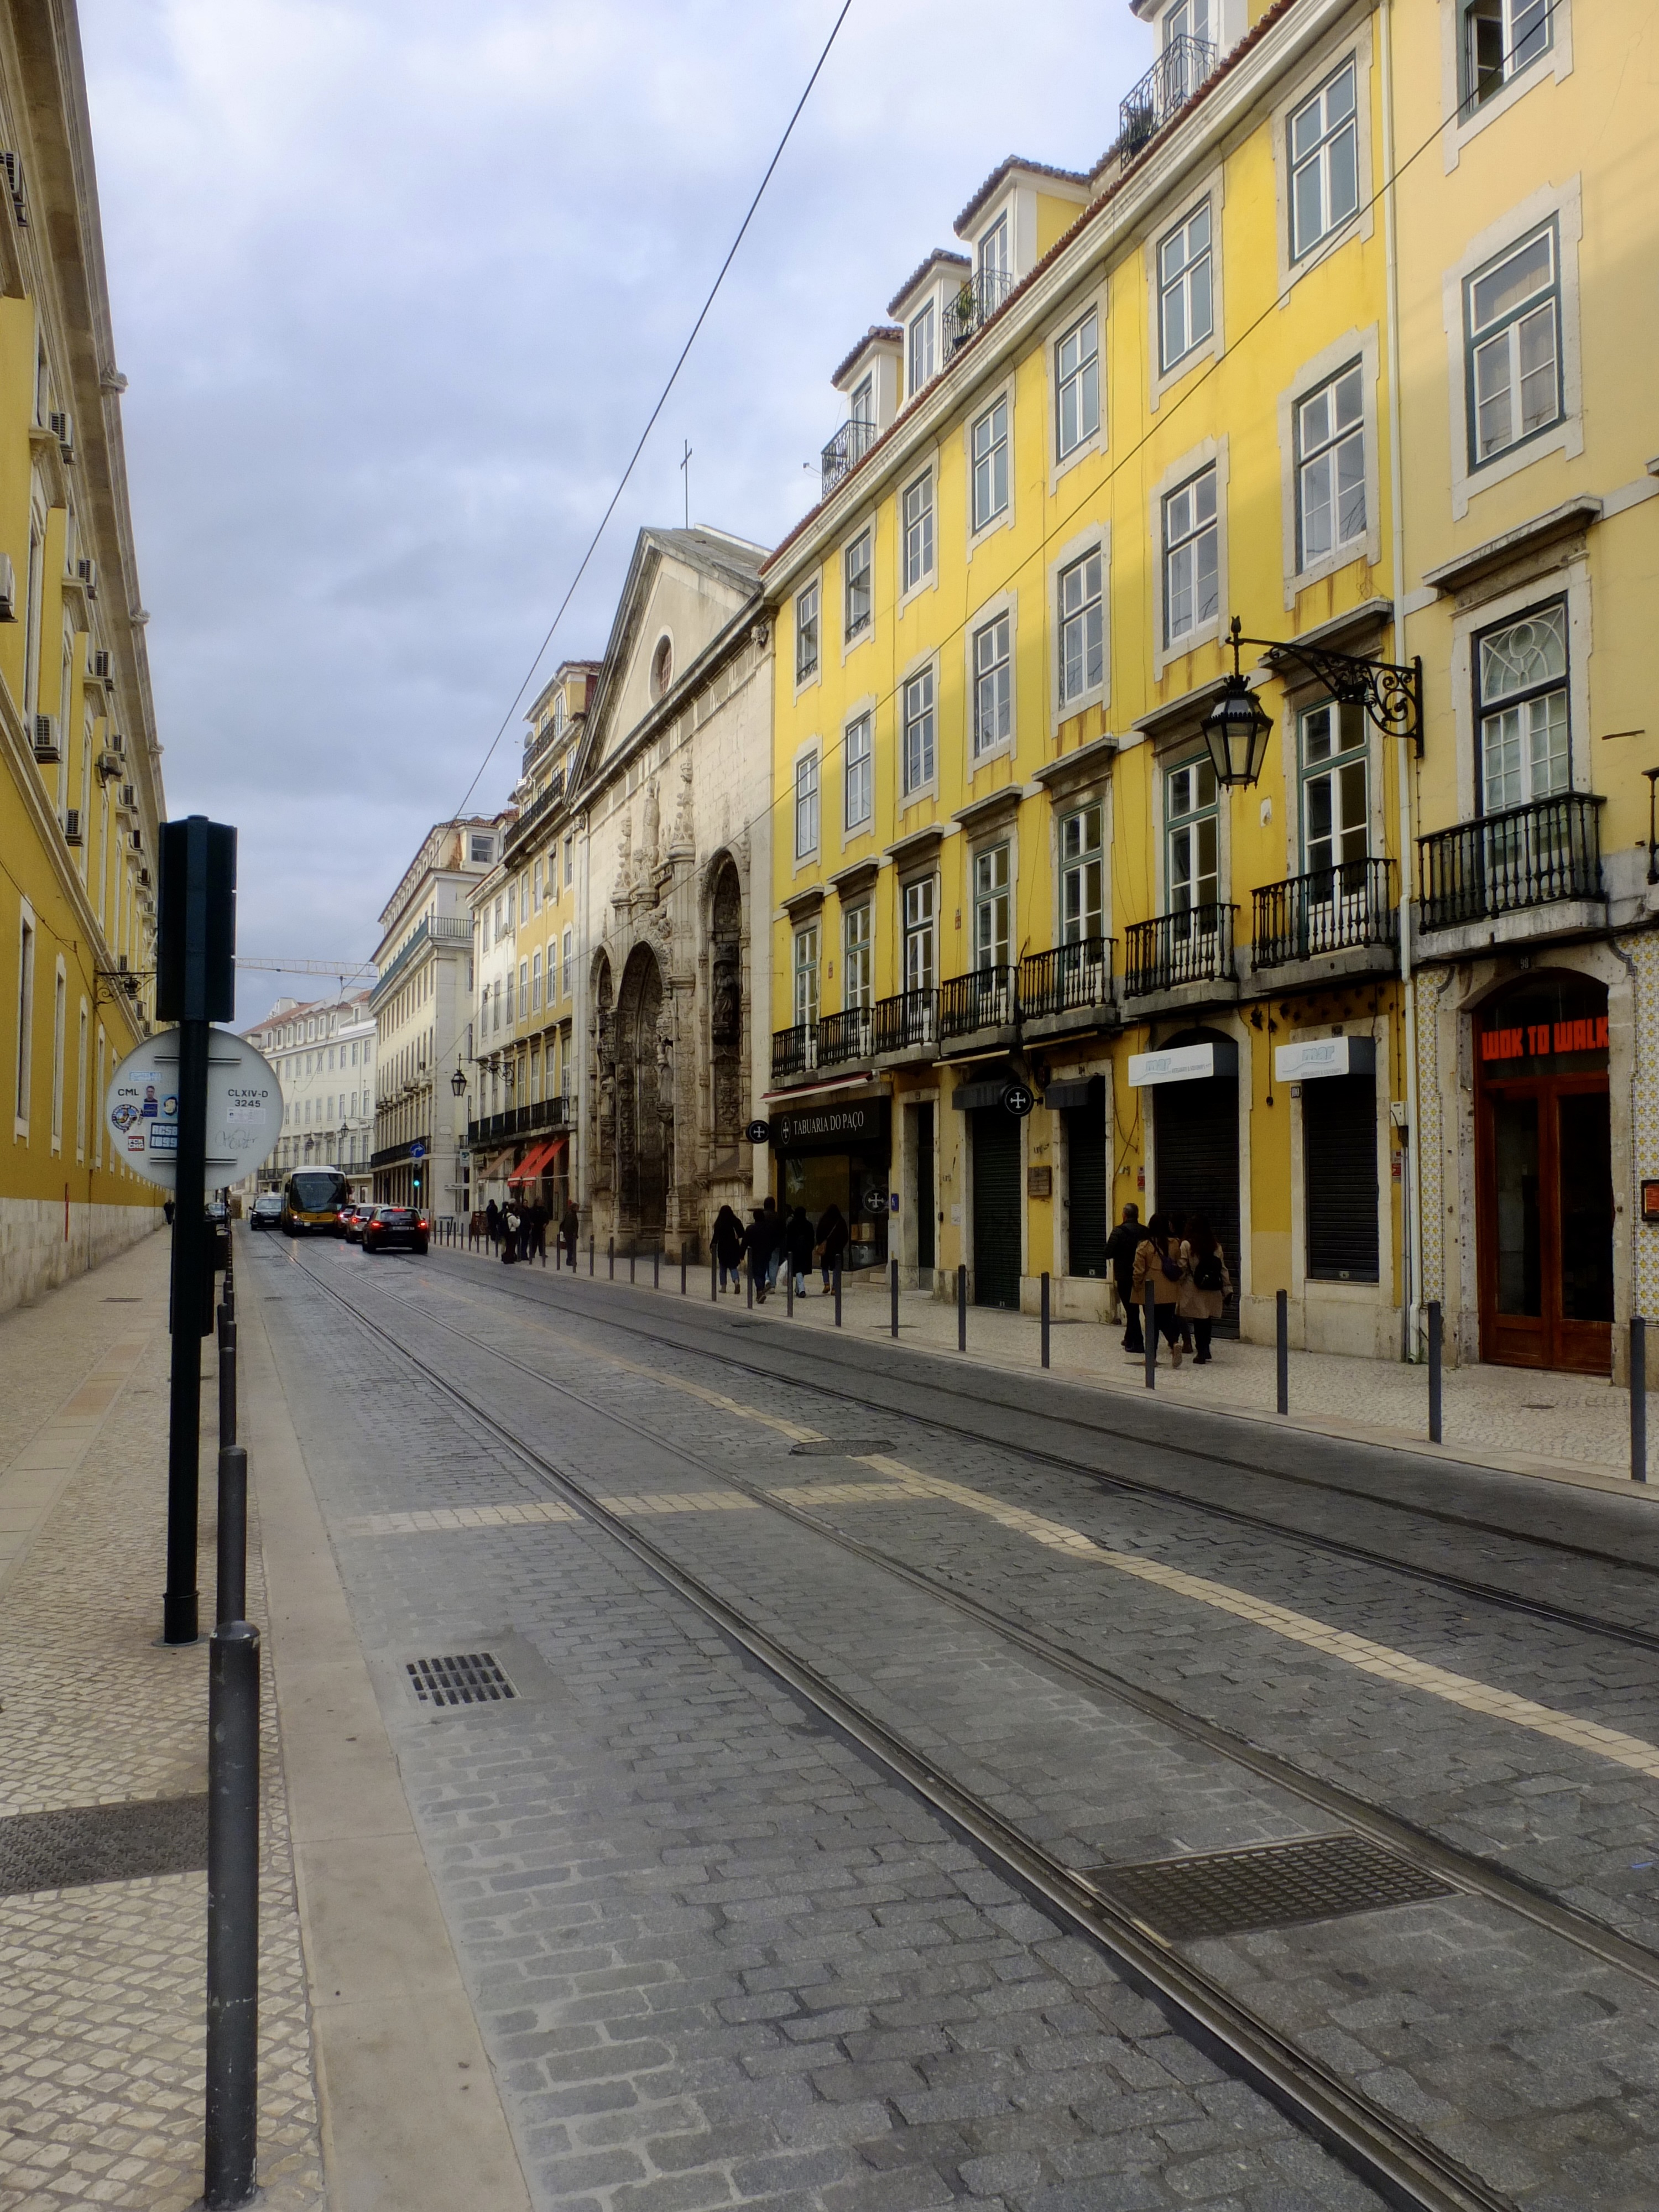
[1104,1202,1233,1369]
[710,1198,850,1301]
[482,1194,578,1267]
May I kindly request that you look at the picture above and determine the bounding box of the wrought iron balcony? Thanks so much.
[771,1024,817,1080]
[945,268,1014,359]
[1251,860,1397,972]
[1019,937,1116,1023]
[468,1095,571,1146]
[940,964,1017,1039]
[873,987,937,1056]
[1123,903,1237,998]
[820,416,878,497]
[816,1005,875,1068]
[1119,33,1217,168]
[1418,794,1604,932]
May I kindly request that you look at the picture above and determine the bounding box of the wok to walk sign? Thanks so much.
[106,1027,283,1191]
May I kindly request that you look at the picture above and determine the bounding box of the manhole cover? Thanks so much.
[790,1439,894,1456]
[103,1296,143,1303]
[0,1795,207,1897]
[1082,1833,1452,1941]
[405,1652,516,1708]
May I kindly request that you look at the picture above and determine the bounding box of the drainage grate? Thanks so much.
[103,1296,143,1303]
[1082,1833,1453,1942]
[405,1652,516,1708]
[0,1795,208,1897]
[790,1439,894,1457]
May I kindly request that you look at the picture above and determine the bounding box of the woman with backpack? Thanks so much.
[1130,1211,1187,1366]
[1178,1213,1232,1364]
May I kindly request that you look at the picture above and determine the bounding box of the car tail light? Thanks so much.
[418,1218,429,1232]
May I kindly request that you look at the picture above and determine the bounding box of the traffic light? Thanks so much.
[411,1173,421,1198]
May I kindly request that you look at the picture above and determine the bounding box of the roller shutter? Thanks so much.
[1303,1073,1379,1281]
[1152,1052,1240,1337]
[1066,1089,1108,1277]
[972,1108,1022,1308]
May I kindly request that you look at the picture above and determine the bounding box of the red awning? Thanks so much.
[508,1135,568,1185]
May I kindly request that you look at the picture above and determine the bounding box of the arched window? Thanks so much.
[650,634,673,701]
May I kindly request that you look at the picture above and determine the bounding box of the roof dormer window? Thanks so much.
[553,693,566,739]
[908,304,936,398]
[850,374,874,427]
[978,213,1009,281]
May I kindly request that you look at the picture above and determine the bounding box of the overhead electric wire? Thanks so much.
[448,0,855,825]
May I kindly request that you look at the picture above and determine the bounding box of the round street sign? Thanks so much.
[1000,1080,1035,1119]
[745,1119,771,1144]
[410,1140,427,1161]
[105,1026,283,1191]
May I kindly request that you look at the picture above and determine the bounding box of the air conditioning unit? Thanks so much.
[118,782,135,810]
[75,555,96,596]
[0,551,14,622]
[50,411,73,463]
[63,808,82,846]
[97,749,122,780]
[0,150,25,225]
[109,728,125,753]
[138,866,151,889]
[32,713,58,762]
[89,646,112,680]
[130,826,143,851]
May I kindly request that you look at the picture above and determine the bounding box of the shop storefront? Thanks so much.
[770,1095,890,1271]
[1474,977,1613,1374]
[1131,1030,1240,1337]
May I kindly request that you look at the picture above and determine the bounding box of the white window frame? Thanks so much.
[843,711,874,836]
[842,528,873,649]
[794,575,821,691]
[1441,178,1583,519]
[1439,0,1571,165]
[1058,802,1106,946]
[967,388,1012,544]
[1473,596,1573,815]
[794,747,821,862]
[842,902,873,1013]
[900,468,936,599]
[1271,30,1375,299]
[900,660,938,803]
[1156,455,1223,670]
[902,875,937,994]
[1463,220,1563,475]
[963,591,1018,770]
[1446,557,1592,823]
[1054,534,1108,716]
[972,841,1012,973]
[908,302,936,399]
[1276,326,1382,606]
[792,921,821,1029]
[1053,307,1100,466]
[1287,58,1360,264]
[971,612,1013,763]
[50,956,65,1154]
[93,1022,105,1168]
[14,901,35,1136]
[75,997,87,1162]
[1163,754,1222,916]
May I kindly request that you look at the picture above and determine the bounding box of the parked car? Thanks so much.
[342,1203,375,1244]
[362,1205,429,1256]
[250,1192,284,1231]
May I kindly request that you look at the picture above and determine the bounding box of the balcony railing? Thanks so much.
[1251,860,1397,971]
[873,987,937,1055]
[821,416,878,497]
[1119,33,1217,167]
[940,964,1017,1039]
[468,1095,571,1147]
[1019,937,1116,1022]
[771,1023,817,1080]
[945,268,1014,358]
[505,769,565,853]
[816,1005,875,1068]
[1418,794,1604,932]
[1123,903,1237,998]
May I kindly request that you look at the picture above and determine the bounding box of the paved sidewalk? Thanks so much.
[0,1232,323,2212]
[457,1240,1653,1496]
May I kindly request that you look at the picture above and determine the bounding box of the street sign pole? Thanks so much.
[156,817,237,1648]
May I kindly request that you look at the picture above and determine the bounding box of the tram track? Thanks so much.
[278,1243,1525,2212]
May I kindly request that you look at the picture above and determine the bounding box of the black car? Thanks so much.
[250,1193,284,1231]
[362,1205,429,1255]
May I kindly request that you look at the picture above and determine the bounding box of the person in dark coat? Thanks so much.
[561,1200,579,1267]
[712,1204,744,1291]
[484,1198,501,1249]
[526,1201,547,1262]
[815,1203,848,1292]
[784,1206,816,1296]
[743,1208,776,1302]
[500,1201,520,1263]
[760,1196,784,1292]
[1104,1202,1144,1355]
[1130,1211,1187,1366]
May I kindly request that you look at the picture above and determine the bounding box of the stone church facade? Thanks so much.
[571,527,773,1258]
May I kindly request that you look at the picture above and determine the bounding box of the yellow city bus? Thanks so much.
[281,1166,351,1235]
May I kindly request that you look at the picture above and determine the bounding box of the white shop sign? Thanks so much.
[1127,1043,1217,1088]
[1274,1035,1376,1082]
[105,1026,284,1191]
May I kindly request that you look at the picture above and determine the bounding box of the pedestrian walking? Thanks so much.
[1131,1211,1187,1367]
[743,1207,776,1302]
[526,1201,548,1262]
[815,1202,848,1292]
[712,1204,744,1292]
[784,1204,816,1297]
[561,1199,579,1268]
[1104,1202,1144,1356]
[760,1196,784,1293]
[485,1198,500,1250]
[500,1202,520,1264]
[1177,1214,1232,1364]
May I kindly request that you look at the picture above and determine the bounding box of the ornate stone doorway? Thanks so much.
[615,944,669,1245]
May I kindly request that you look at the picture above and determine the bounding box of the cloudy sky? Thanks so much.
[79,0,1149,1025]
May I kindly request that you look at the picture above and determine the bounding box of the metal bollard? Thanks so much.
[589,1237,595,1277]
[216,1446,247,1629]
[786,1270,794,1318]
[710,1252,717,1302]
[217,1303,237,1450]
[747,1255,754,1309]
[654,1249,660,1290]
[629,1250,636,1284]
[1634,1317,1647,1483]
[957,1264,967,1353]
[1275,1289,1288,1417]
[608,1238,615,1280]
[834,1261,842,1327]
[681,1250,687,1296]
[890,1257,899,1340]
[1427,1300,1443,1444]
[204,1619,260,2210]
[1040,1272,1050,1370]
[1145,1280,1156,1390]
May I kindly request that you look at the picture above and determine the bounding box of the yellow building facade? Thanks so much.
[0,1,165,1309]
[1389,0,1658,1380]
[765,0,1416,1358]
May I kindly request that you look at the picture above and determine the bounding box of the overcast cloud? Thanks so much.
[79,0,1147,1025]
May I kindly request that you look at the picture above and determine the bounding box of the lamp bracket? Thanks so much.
[1230,618,1423,755]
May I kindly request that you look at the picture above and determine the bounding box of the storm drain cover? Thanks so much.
[0,1795,207,1897]
[405,1652,516,1708]
[1082,1833,1452,1941]
[103,1296,143,1303]
[790,1439,894,1457]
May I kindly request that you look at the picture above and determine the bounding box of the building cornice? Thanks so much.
[1420,500,1603,597]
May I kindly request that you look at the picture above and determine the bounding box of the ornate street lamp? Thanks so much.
[450,1066,468,1098]
[1205,614,1423,791]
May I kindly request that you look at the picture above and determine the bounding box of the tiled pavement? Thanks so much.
[0,1234,323,2212]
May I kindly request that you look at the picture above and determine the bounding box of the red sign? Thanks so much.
[1480,1015,1608,1063]
[1643,1180,1659,1224]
